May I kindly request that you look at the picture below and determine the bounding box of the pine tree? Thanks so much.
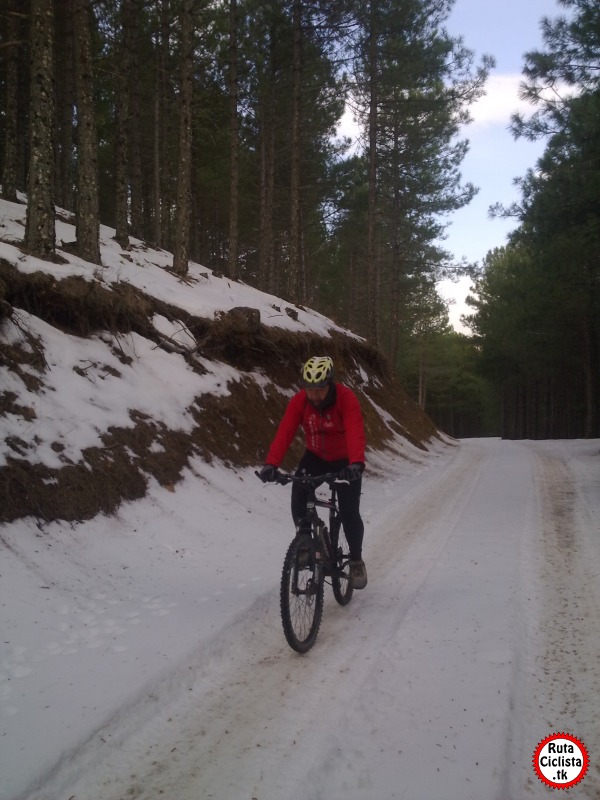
[73,0,100,265]
[54,0,76,212]
[344,0,491,352]
[24,0,56,259]
[228,0,240,280]
[114,0,136,250]
[512,0,600,140]
[172,0,194,276]
[474,0,600,438]
[1,0,20,202]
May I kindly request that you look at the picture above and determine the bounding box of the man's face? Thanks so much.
[305,386,329,407]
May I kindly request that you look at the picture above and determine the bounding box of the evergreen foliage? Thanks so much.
[0,0,494,436]
[468,0,600,438]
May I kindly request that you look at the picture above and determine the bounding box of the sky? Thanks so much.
[1,195,599,799]
[438,0,565,327]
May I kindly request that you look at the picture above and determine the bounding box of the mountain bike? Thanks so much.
[260,471,354,653]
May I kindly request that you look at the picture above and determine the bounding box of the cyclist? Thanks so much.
[259,356,368,589]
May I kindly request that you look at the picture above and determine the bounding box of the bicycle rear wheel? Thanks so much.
[280,534,324,653]
[331,523,353,606]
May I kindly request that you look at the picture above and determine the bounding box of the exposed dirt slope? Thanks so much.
[0,241,438,524]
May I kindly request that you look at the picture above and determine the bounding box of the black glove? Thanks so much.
[259,464,278,483]
[339,463,363,482]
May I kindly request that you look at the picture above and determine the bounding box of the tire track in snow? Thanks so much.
[515,444,600,798]
[334,439,538,800]
[30,440,600,800]
[27,444,494,800]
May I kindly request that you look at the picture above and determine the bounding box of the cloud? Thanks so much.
[469,73,577,129]
[469,73,531,128]
[336,73,571,144]
[336,75,535,137]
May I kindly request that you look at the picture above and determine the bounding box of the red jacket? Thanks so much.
[266,383,366,466]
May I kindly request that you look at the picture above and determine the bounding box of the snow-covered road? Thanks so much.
[3,438,600,800]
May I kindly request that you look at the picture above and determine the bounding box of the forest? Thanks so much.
[1,0,598,439]
[466,0,600,439]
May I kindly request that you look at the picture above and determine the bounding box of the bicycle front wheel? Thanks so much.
[280,534,324,653]
[331,524,353,606]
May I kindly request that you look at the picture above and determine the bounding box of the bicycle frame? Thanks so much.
[281,473,342,570]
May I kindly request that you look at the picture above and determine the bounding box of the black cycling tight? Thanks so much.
[291,450,364,561]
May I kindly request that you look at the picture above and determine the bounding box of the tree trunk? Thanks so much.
[152,0,171,249]
[258,31,276,295]
[172,0,194,276]
[418,349,427,408]
[288,0,302,303]
[152,48,162,248]
[24,0,56,259]
[347,249,357,330]
[227,0,239,280]
[2,0,19,201]
[581,319,595,438]
[388,115,402,367]
[114,0,135,249]
[54,0,75,211]
[389,246,400,367]
[128,0,144,239]
[73,0,100,265]
[366,0,379,346]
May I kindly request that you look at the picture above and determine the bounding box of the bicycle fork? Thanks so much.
[291,533,320,597]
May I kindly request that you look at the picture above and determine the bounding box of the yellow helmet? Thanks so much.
[302,356,334,387]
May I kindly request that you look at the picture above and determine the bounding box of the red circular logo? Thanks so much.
[533,733,589,790]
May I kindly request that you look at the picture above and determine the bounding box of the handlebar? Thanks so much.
[275,472,342,486]
[254,470,347,486]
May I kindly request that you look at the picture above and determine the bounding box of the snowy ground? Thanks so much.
[1,195,599,798]
[2,437,600,800]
